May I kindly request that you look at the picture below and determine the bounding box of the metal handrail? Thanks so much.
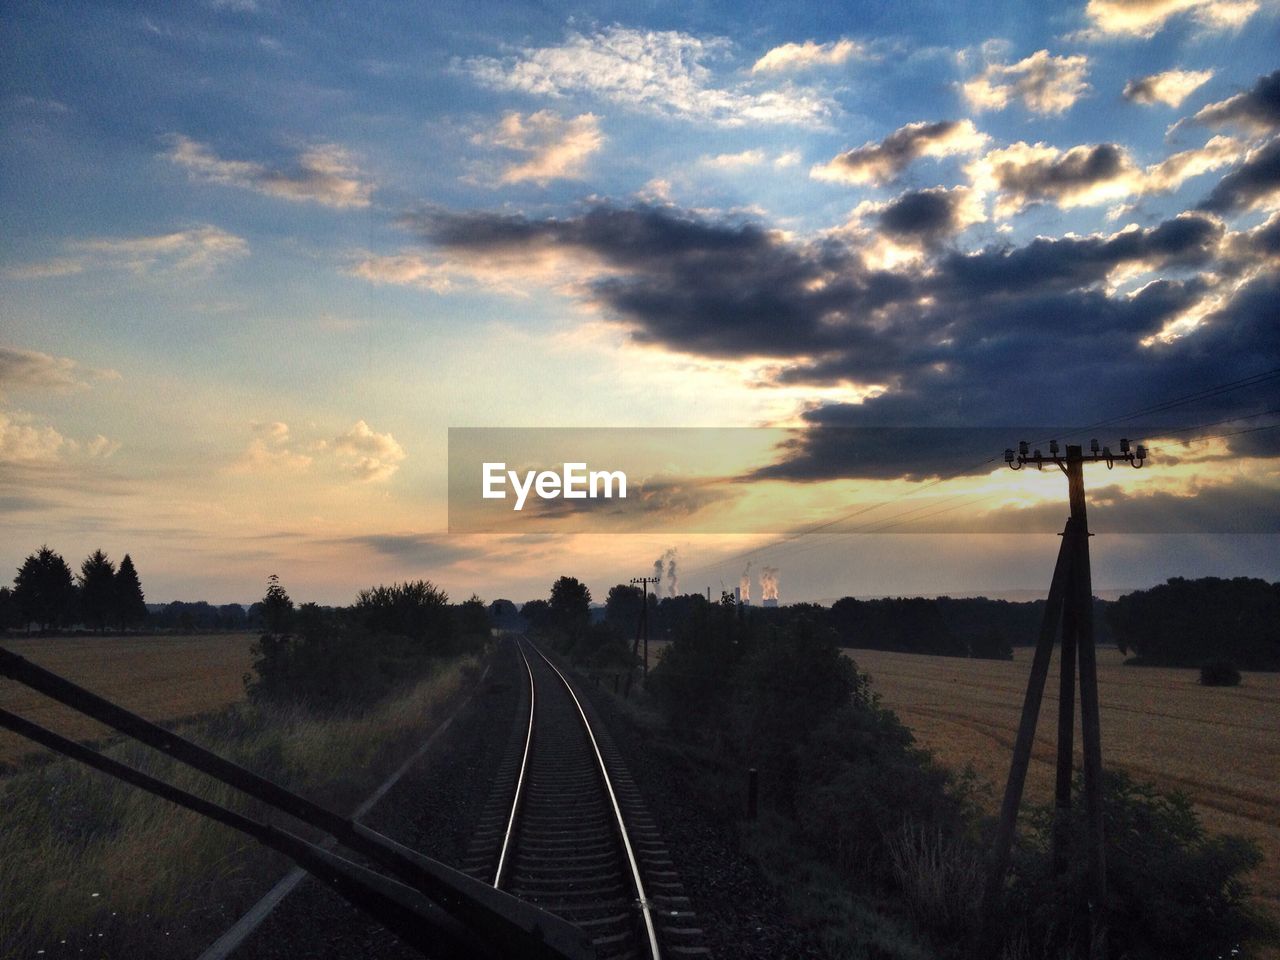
[0,645,592,960]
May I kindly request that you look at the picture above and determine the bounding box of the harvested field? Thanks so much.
[0,633,255,768]
[848,645,1280,931]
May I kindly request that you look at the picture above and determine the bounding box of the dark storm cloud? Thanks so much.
[985,143,1129,207]
[325,534,481,566]
[877,188,980,245]
[413,200,1279,480]
[1198,138,1280,212]
[1190,68,1280,132]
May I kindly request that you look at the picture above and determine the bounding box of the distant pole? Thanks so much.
[973,438,1145,959]
[630,577,660,681]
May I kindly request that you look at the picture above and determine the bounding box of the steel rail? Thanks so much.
[525,639,663,960]
[494,639,536,887]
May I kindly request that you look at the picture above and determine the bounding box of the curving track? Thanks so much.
[461,638,709,960]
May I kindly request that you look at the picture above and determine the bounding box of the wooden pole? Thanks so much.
[972,518,1075,957]
[1052,557,1078,875]
[1065,450,1108,957]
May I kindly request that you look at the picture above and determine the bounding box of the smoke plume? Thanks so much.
[655,547,679,597]
[739,562,752,603]
[760,566,779,601]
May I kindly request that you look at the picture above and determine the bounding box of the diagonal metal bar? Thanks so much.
[0,707,493,959]
[0,646,592,960]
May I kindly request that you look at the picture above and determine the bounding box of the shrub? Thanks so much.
[1200,657,1242,687]
[1006,770,1269,960]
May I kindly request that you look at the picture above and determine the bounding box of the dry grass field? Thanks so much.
[848,645,1280,930]
[0,633,255,768]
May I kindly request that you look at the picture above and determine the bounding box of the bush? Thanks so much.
[1006,770,1268,960]
[1200,658,1242,687]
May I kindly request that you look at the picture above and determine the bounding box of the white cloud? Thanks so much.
[165,135,375,207]
[332,420,405,482]
[229,421,313,475]
[0,346,118,394]
[0,409,120,464]
[77,225,249,274]
[1083,0,1260,38]
[0,410,66,463]
[810,119,989,186]
[751,38,867,73]
[7,226,246,279]
[474,110,604,185]
[2,258,84,280]
[962,50,1090,115]
[466,25,834,127]
[774,150,802,169]
[700,149,767,169]
[1123,68,1214,107]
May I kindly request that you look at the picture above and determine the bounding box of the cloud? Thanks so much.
[2,258,84,280]
[875,187,987,246]
[229,421,313,475]
[751,38,867,73]
[1186,68,1280,133]
[1197,137,1280,212]
[165,135,374,207]
[323,533,481,567]
[76,225,249,274]
[962,50,1090,115]
[0,346,118,394]
[0,410,66,463]
[465,25,834,127]
[1083,0,1261,38]
[407,200,1278,454]
[332,420,405,482]
[349,252,457,293]
[967,136,1244,217]
[810,119,988,186]
[700,149,767,169]
[0,410,119,464]
[474,110,603,185]
[1123,68,1214,107]
[7,226,247,278]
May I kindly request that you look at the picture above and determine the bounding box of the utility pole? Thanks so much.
[630,577,659,681]
[972,438,1146,960]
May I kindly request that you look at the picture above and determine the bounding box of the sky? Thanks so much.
[2,0,1279,607]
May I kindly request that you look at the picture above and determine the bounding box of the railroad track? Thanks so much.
[461,637,709,960]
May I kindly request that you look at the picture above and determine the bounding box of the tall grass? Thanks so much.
[0,655,479,958]
[886,821,982,938]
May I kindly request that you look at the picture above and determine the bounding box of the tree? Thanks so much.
[1108,577,1280,669]
[0,586,17,631]
[261,574,294,636]
[548,576,591,639]
[457,594,491,641]
[355,580,452,647]
[604,583,643,628]
[520,599,552,633]
[78,549,116,632]
[12,545,78,633]
[113,554,147,631]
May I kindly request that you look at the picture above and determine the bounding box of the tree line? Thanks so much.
[520,574,1269,958]
[1,546,147,634]
[244,574,492,709]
